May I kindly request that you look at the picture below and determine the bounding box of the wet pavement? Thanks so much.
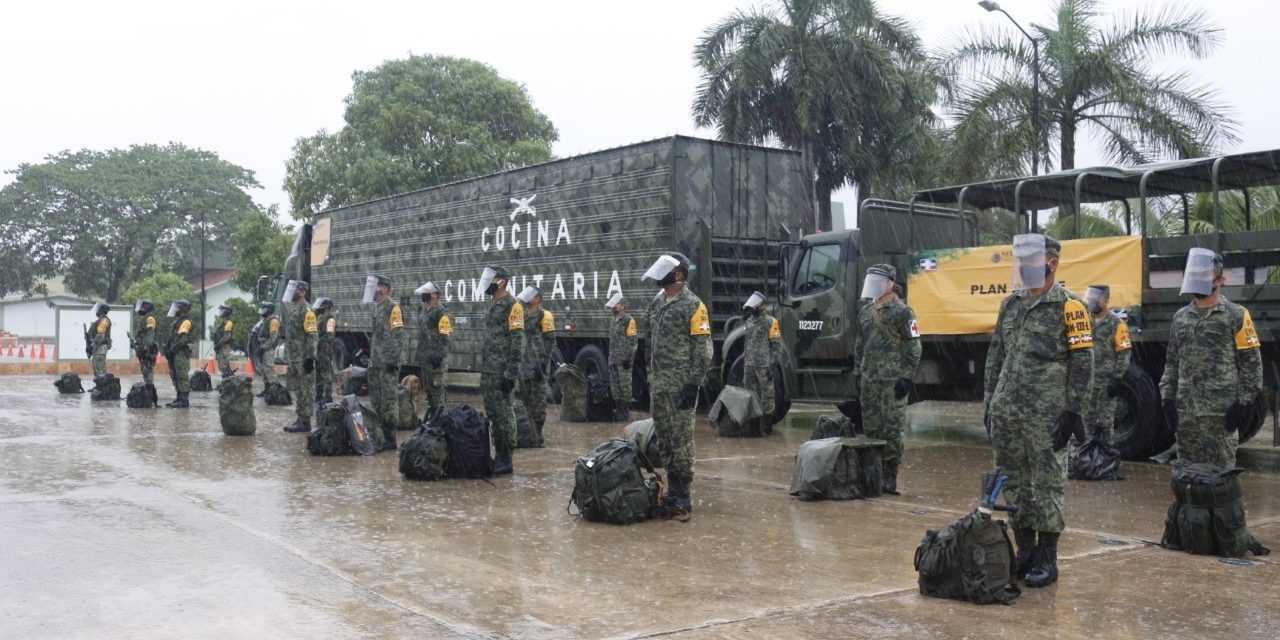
[1,375,1278,639]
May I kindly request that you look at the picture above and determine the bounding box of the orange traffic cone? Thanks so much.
[17,345,24,358]
[38,340,46,361]
[244,357,255,376]
[205,351,216,374]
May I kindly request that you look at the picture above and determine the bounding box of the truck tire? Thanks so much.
[1114,361,1170,461]
[573,344,608,381]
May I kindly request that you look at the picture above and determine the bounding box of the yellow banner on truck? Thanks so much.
[907,236,1142,335]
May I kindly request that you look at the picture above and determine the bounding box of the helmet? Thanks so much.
[258,302,276,316]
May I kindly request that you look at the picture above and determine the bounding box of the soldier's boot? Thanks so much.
[146,384,159,408]
[535,418,546,447]
[882,462,901,495]
[492,441,513,476]
[1025,532,1060,588]
[612,401,629,422]
[284,416,310,433]
[380,424,398,451]
[659,473,693,516]
[168,392,189,409]
[1013,528,1037,579]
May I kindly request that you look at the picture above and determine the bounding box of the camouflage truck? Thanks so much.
[740,149,1278,460]
[266,136,809,405]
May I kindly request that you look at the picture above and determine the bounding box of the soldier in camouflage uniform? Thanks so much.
[89,302,112,377]
[164,300,196,408]
[852,266,921,494]
[313,297,337,406]
[517,286,555,445]
[211,305,236,378]
[413,282,452,423]
[984,235,1092,588]
[365,275,404,451]
[1083,285,1132,444]
[283,281,319,433]
[741,291,783,433]
[133,299,159,407]
[254,303,283,392]
[644,253,713,515]
[479,267,524,475]
[605,293,638,421]
[1159,249,1263,467]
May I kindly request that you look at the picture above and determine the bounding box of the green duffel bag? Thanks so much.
[811,414,855,440]
[710,385,764,437]
[623,418,662,469]
[554,364,589,422]
[396,385,418,431]
[217,374,257,436]
[54,371,84,394]
[570,438,660,525]
[915,509,1020,605]
[1161,461,1267,557]
[399,424,449,480]
[790,436,886,501]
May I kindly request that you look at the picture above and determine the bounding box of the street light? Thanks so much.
[979,1,1041,177]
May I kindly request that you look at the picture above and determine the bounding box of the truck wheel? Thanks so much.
[1113,361,1169,461]
[1238,394,1267,444]
[770,363,791,424]
[573,344,608,382]
[547,346,566,405]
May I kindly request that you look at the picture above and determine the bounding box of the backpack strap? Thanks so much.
[869,305,903,347]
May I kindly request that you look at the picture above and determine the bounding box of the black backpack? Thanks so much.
[1068,437,1123,481]
[90,374,121,401]
[263,381,293,406]
[190,369,213,392]
[308,403,354,456]
[54,372,84,394]
[790,437,884,501]
[125,382,154,408]
[399,424,450,480]
[341,395,381,456]
[585,374,614,421]
[1161,462,1269,557]
[217,375,256,436]
[570,438,661,525]
[515,404,543,448]
[915,510,1021,605]
[441,405,493,478]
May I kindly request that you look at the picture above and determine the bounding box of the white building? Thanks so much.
[0,277,94,341]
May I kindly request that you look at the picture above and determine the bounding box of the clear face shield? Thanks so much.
[478,268,499,296]
[312,297,331,313]
[91,301,107,316]
[604,292,624,310]
[642,255,680,284]
[167,302,180,318]
[860,273,892,300]
[134,300,150,315]
[743,291,766,310]
[282,280,299,303]
[1012,234,1048,290]
[517,286,539,305]
[1083,287,1108,315]
[361,275,379,304]
[1180,247,1219,296]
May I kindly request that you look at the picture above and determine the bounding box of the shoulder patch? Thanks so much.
[1114,321,1132,351]
[225,320,234,331]
[690,302,711,336]
[508,302,525,331]
[97,318,109,333]
[437,314,453,336]
[1063,298,1093,350]
[177,319,192,335]
[269,318,280,332]
[768,316,782,340]
[303,310,317,333]
[325,317,337,333]
[1236,309,1261,350]
[626,317,637,338]
[540,310,555,333]
[146,316,156,329]
[389,304,404,329]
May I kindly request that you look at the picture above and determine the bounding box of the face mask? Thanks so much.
[1087,301,1103,315]
[485,282,499,296]
[420,294,430,303]
[1018,265,1045,289]
[658,272,678,286]
[754,306,765,315]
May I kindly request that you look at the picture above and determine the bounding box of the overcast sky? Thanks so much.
[4,0,1276,223]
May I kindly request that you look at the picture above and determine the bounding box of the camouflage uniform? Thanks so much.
[212,316,235,377]
[519,307,556,435]
[134,312,157,386]
[369,298,404,444]
[985,283,1094,534]
[91,315,112,377]
[743,312,783,417]
[608,313,639,409]
[256,315,282,387]
[854,297,922,469]
[482,293,525,455]
[1088,313,1132,443]
[415,303,452,412]
[166,314,195,395]
[285,301,319,421]
[1159,299,1263,467]
[647,287,713,488]
[315,310,336,404]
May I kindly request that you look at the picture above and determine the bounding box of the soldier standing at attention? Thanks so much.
[283,281,319,433]
[255,302,283,393]
[643,253,713,516]
[479,267,524,475]
[164,300,196,409]
[1083,285,1132,444]
[984,235,1092,588]
[741,291,784,433]
[134,299,159,408]
[89,301,112,377]
[853,265,922,494]
[363,275,404,451]
[211,305,236,378]
[313,297,337,406]
[413,282,452,424]
[605,293,638,421]
[1160,248,1263,467]
[517,286,555,446]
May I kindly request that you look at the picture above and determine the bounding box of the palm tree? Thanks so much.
[692,0,940,232]
[942,0,1239,183]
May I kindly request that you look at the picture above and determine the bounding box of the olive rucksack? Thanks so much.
[915,510,1021,605]
[217,374,256,436]
[1161,462,1269,558]
[90,374,121,401]
[308,403,354,456]
[811,414,856,440]
[54,372,84,394]
[790,437,885,501]
[399,424,450,480]
[125,382,154,409]
[263,381,292,406]
[515,404,542,448]
[440,404,493,479]
[710,385,765,437]
[190,369,213,392]
[554,364,589,422]
[570,438,661,525]
[623,418,663,469]
[396,385,418,431]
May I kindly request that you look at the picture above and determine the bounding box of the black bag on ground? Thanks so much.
[570,438,661,525]
[54,372,84,394]
[90,373,121,401]
[399,424,450,480]
[263,381,292,406]
[1161,461,1269,557]
[811,414,856,440]
[340,366,370,396]
[125,381,153,408]
[1068,437,1123,481]
[710,385,765,437]
[340,394,380,456]
[190,369,213,392]
[308,403,354,456]
[440,404,493,478]
[586,374,614,421]
[623,418,662,469]
[915,510,1021,605]
[515,403,543,448]
[217,374,256,435]
[790,437,885,501]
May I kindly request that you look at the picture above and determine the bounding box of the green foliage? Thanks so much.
[941,0,1238,182]
[222,296,257,352]
[691,0,942,231]
[230,207,293,295]
[122,272,204,341]
[0,143,260,302]
[284,54,558,218]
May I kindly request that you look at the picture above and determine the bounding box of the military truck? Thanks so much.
[266,136,809,404]
[734,149,1278,460]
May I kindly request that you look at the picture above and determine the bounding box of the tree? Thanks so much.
[0,144,260,302]
[122,272,205,342]
[942,0,1238,183]
[692,0,941,232]
[284,55,559,218]
[230,207,293,296]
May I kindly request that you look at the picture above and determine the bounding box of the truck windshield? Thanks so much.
[791,244,840,296]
